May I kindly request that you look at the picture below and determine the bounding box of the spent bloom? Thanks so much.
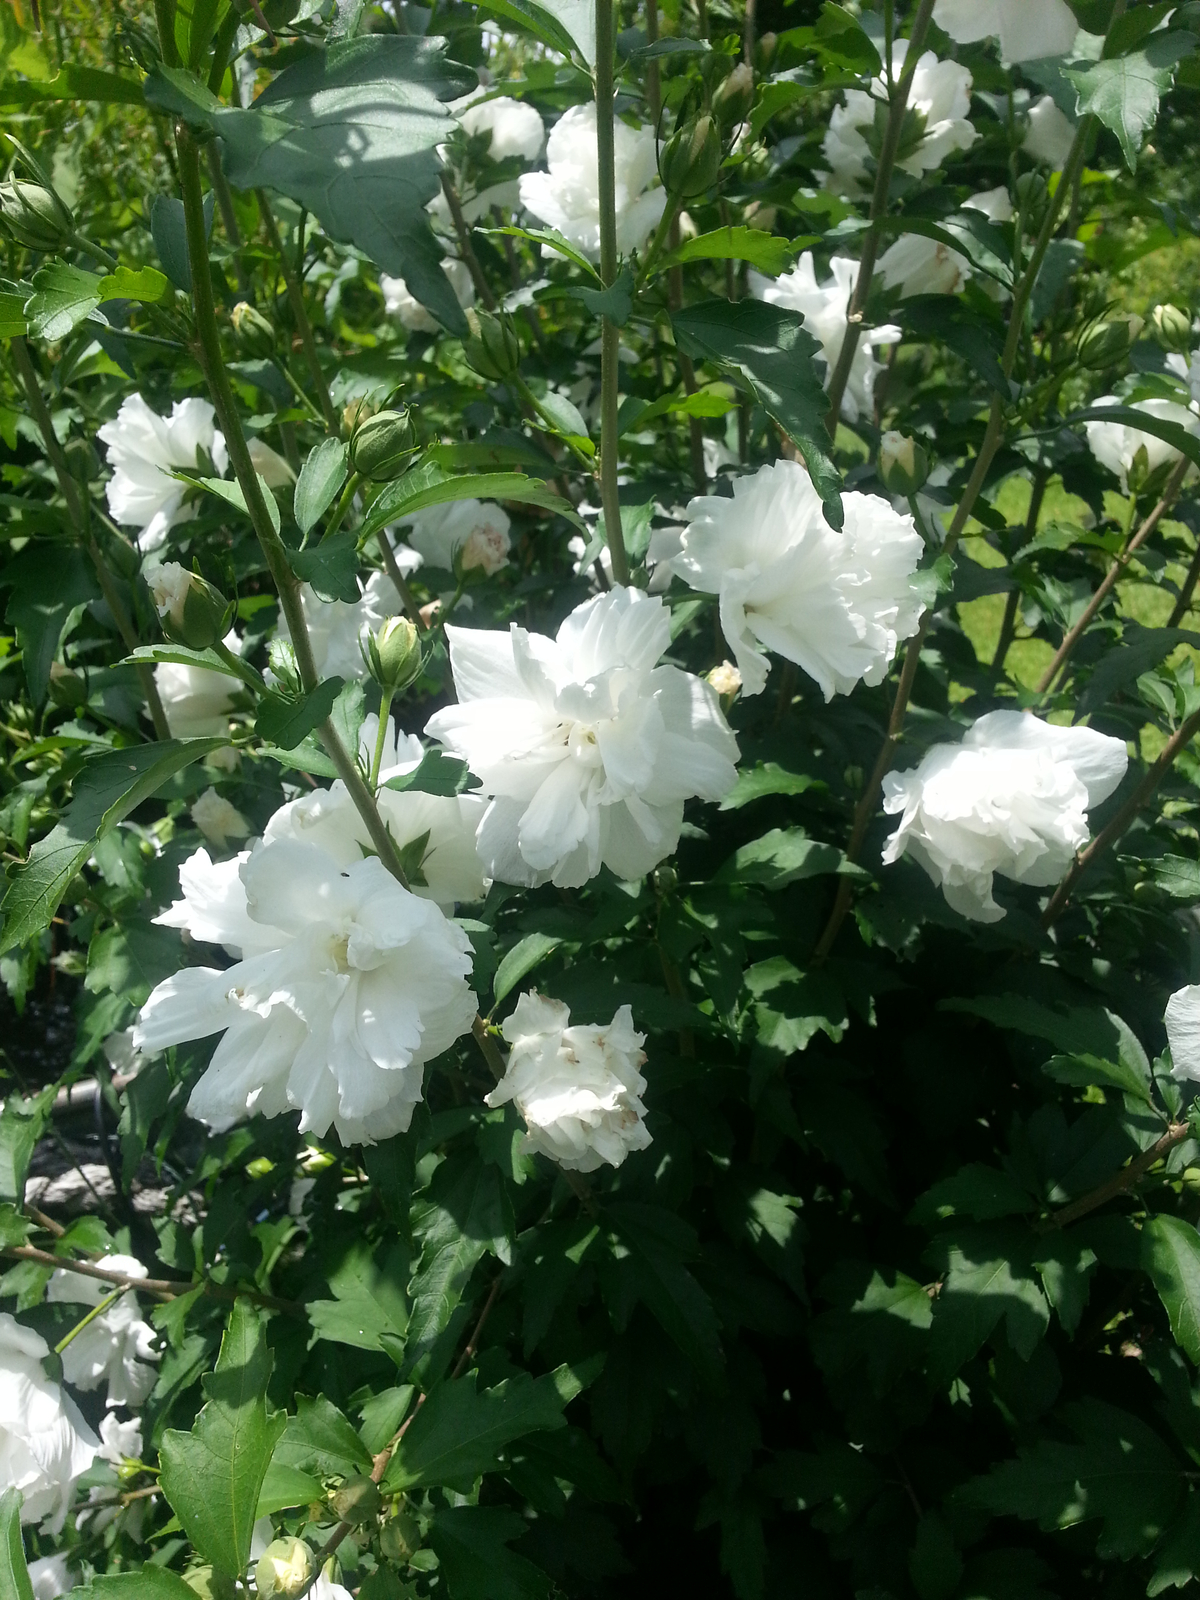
[98,394,228,553]
[285,567,419,682]
[381,257,475,332]
[487,991,650,1171]
[677,459,926,699]
[752,253,900,422]
[457,93,545,161]
[1084,397,1200,493]
[46,1255,160,1408]
[932,0,1078,62]
[425,586,739,888]
[1024,94,1077,168]
[881,711,1129,922]
[823,40,976,194]
[519,103,666,261]
[0,1312,97,1531]
[400,498,512,574]
[133,831,477,1145]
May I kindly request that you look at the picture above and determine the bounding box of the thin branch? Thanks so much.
[256,189,339,432]
[595,0,629,585]
[439,171,498,311]
[0,1243,300,1313]
[1043,1121,1191,1231]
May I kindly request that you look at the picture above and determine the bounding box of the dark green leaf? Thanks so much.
[427,1506,552,1600]
[359,463,583,543]
[607,1202,724,1382]
[383,749,480,797]
[0,1090,54,1205]
[87,1573,202,1600]
[271,1394,374,1479]
[3,542,100,704]
[24,260,101,340]
[149,192,214,294]
[1067,403,1200,472]
[255,677,345,749]
[1066,34,1195,172]
[719,763,818,810]
[308,1241,409,1352]
[569,264,634,325]
[289,530,360,603]
[658,226,796,278]
[714,828,851,888]
[0,63,144,104]
[494,933,563,1007]
[294,437,349,536]
[910,1165,1036,1226]
[1143,1215,1200,1366]
[0,1488,33,1600]
[384,1366,570,1491]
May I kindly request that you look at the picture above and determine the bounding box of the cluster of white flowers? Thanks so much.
[1084,397,1200,493]
[933,0,1078,63]
[518,103,665,261]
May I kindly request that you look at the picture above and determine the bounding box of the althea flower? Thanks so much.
[1024,94,1076,168]
[487,991,650,1171]
[1166,983,1200,1084]
[285,567,419,682]
[1084,397,1200,493]
[677,459,925,699]
[97,395,228,553]
[963,185,1014,224]
[877,233,971,298]
[425,587,739,888]
[46,1255,160,1408]
[154,634,242,741]
[457,93,545,161]
[881,711,1129,922]
[823,40,976,194]
[0,1312,97,1531]
[192,787,251,851]
[400,499,512,575]
[751,253,900,422]
[97,1413,143,1467]
[381,257,475,333]
[133,833,477,1144]
[28,1554,74,1600]
[932,0,1078,63]
[518,103,666,261]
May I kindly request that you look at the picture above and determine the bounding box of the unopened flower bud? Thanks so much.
[1152,303,1193,355]
[255,1538,314,1600]
[231,301,276,359]
[1015,171,1049,229]
[381,1513,423,1564]
[0,177,73,252]
[463,309,522,382]
[661,113,723,200]
[878,431,930,498]
[147,560,233,651]
[706,659,742,698]
[330,1474,383,1525]
[755,31,777,72]
[365,615,422,693]
[713,62,754,131]
[350,408,416,481]
[1077,313,1143,371]
[48,661,87,710]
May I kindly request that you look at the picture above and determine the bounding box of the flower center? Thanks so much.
[566,722,603,766]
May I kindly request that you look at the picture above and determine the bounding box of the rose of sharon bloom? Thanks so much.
[154,635,241,741]
[823,40,976,195]
[1024,94,1076,168]
[963,185,1014,223]
[877,233,971,298]
[0,1312,97,1530]
[133,835,477,1144]
[881,711,1129,922]
[1165,984,1200,1085]
[46,1255,160,1408]
[677,459,925,699]
[933,0,1078,63]
[519,103,666,261]
[381,257,475,333]
[97,1413,143,1466]
[284,567,419,682]
[28,1554,74,1600]
[400,499,512,574]
[1084,397,1200,493]
[751,254,900,422]
[457,93,545,161]
[192,787,251,852]
[425,587,739,888]
[487,991,650,1171]
[97,395,228,553]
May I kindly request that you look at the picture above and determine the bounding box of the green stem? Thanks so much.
[513,375,595,467]
[636,194,682,287]
[594,0,629,586]
[56,1288,124,1355]
[322,472,361,543]
[439,171,498,311]
[215,639,266,692]
[69,232,119,270]
[256,189,339,432]
[206,143,250,295]
[377,530,427,630]
[370,688,396,789]
[154,0,180,66]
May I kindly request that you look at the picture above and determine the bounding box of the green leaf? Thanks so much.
[271,1394,374,1479]
[3,543,100,703]
[0,63,144,104]
[718,762,818,810]
[910,1165,1036,1226]
[493,933,563,1008]
[0,738,226,956]
[159,1299,287,1579]
[255,1461,323,1518]
[0,284,29,337]
[714,827,850,888]
[24,260,101,340]
[0,1090,54,1204]
[255,677,345,749]
[1143,1215,1200,1366]
[184,473,281,537]
[384,1367,570,1491]
[383,750,480,798]
[927,1228,1049,1380]
[815,0,881,73]
[294,437,349,536]
[359,463,583,543]
[289,530,360,603]
[145,40,476,333]
[657,226,796,278]
[0,1488,33,1600]
[671,299,843,528]
[1066,33,1195,172]
[98,264,171,304]
[308,1241,409,1352]
[530,389,591,445]
[1145,855,1200,899]
[903,295,1007,394]
[86,920,182,1006]
[569,264,634,325]
[87,1573,203,1600]
[149,193,213,294]
[427,1506,552,1600]
[606,1202,724,1382]
[481,224,600,279]
[1041,1051,1155,1106]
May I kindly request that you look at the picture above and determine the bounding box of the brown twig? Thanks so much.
[1043,1122,1192,1231]
[0,1244,301,1314]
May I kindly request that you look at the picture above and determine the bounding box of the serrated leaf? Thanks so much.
[3,541,100,703]
[910,1165,1036,1226]
[183,473,281,537]
[606,1202,724,1382]
[271,1394,374,1480]
[1042,1051,1155,1107]
[308,1241,409,1352]
[568,264,634,325]
[383,749,480,797]
[98,264,171,304]
[88,1573,201,1599]
[482,224,600,279]
[289,530,360,603]
[1066,34,1195,172]
[383,1367,570,1491]
[24,260,101,340]
[294,437,349,536]
[718,763,817,810]
[714,827,849,888]
[927,1229,1049,1380]
[0,1488,33,1600]
[427,1506,553,1600]
[657,226,796,278]
[255,677,345,749]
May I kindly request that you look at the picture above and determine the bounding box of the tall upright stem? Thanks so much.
[256,189,339,432]
[595,0,629,586]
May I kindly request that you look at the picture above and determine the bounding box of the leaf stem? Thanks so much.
[1043,1121,1192,1230]
[595,0,629,586]
[55,1287,124,1354]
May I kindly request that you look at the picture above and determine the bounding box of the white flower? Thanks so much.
[146,560,192,623]
[28,1554,74,1600]
[751,253,901,422]
[963,185,1014,223]
[823,40,976,194]
[1166,983,1200,1083]
[46,1255,160,1409]
[97,395,228,553]
[247,437,296,488]
[0,1313,97,1531]
[932,0,1078,62]
[192,787,251,851]
[677,459,925,699]
[133,833,477,1145]
[1084,397,1200,493]
[1024,94,1077,168]
[458,93,545,161]
[486,991,650,1171]
[707,660,742,697]
[400,499,512,574]
[380,258,476,332]
[97,1412,143,1467]
[881,711,1129,922]
[518,103,666,262]
[877,233,972,297]
[154,629,241,741]
[286,567,419,683]
[425,587,740,888]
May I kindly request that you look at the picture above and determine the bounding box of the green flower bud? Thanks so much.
[1077,313,1143,371]
[463,309,522,383]
[350,408,417,481]
[380,1513,423,1564]
[1152,303,1193,355]
[63,436,100,485]
[255,1538,314,1600]
[48,661,88,710]
[878,431,930,498]
[330,1473,383,1525]
[147,561,234,652]
[713,62,754,131]
[231,300,276,359]
[0,177,74,253]
[365,615,422,694]
[660,113,723,200]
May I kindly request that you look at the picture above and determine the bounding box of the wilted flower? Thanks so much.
[518,103,666,261]
[97,1412,143,1467]
[881,711,1129,922]
[400,499,512,574]
[286,567,420,682]
[751,253,900,422]
[133,830,477,1145]
[1084,397,1200,493]
[97,395,228,553]
[877,233,972,298]
[486,991,650,1171]
[192,787,251,851]
[0,1312,97,1531]
[823,40,976,194]
[457,93,545,161]
[380,257,476,332]
[47,1255,160,1408]
[1023,94,1077,168]
[425,586,739,887]
[677,459,925,699]
[932,0,1078,63]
